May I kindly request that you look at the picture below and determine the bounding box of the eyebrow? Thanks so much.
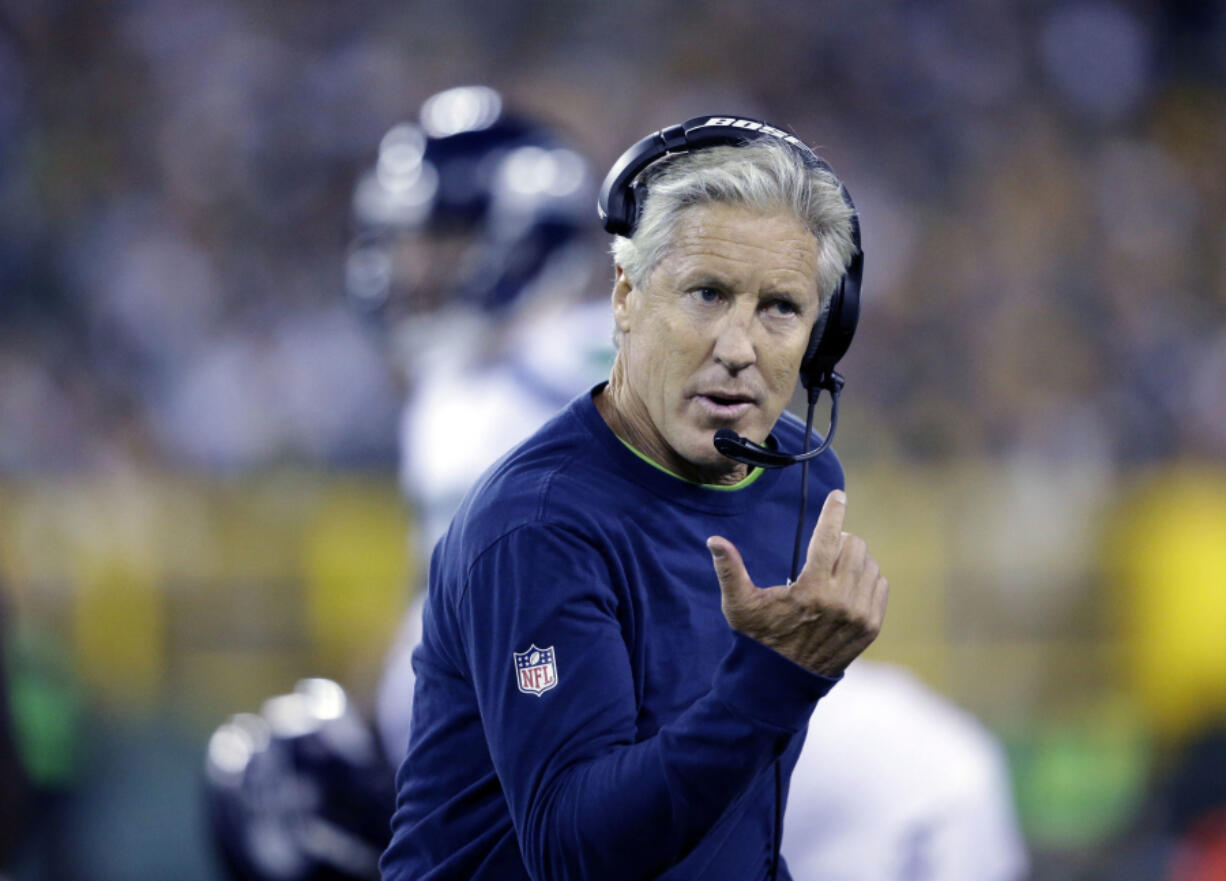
[682,274,734,290]
[673,265,815,304]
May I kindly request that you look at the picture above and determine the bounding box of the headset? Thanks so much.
[597,115,863,471]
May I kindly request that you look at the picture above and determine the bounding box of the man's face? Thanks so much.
[613,202,822,474]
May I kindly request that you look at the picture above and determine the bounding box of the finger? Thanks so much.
[870,574,889,628]
[853,555,880,615]
[834,533,867,580]
[804,489,847,575]
[707,536,755,610]
[857,555,880,595]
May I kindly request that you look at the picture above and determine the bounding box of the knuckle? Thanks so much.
[822,597,855,622]
[843,602,880,638]
[863,557,880,583]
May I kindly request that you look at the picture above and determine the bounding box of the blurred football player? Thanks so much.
[345,84,613,549]
[205,679,393,881]
[345,88,617,756]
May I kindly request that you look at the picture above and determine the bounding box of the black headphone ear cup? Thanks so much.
[801,280,842,388]
[802,211,862,390]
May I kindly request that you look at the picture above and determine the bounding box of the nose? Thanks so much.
[712,308,756,375]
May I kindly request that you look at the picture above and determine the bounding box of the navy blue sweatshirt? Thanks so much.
[381,385,843,881]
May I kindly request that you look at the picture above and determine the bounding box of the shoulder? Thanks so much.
[438,396,615,573]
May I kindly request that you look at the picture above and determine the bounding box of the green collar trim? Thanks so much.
[617,438,764,491]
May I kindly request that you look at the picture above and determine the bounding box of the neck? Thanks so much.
[595,356,751,486]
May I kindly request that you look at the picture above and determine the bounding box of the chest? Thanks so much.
[605,502,802,738]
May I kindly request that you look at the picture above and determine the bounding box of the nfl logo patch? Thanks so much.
[513,644,558,696]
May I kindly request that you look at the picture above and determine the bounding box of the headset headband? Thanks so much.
[599,116,836,236]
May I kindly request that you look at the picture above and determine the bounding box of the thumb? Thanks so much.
[707,536,755,610]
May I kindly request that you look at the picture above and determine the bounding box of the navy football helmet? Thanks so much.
[345,85,594,376]
[203,679,394,881]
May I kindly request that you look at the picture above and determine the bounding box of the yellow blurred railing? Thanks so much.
[1,461,1223,744]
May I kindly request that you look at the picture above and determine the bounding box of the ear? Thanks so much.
[611,266,636,335]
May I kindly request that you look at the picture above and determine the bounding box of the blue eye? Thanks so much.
[692,287,723,304]
[766,298,799,317]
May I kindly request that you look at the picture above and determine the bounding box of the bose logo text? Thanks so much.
[698,117,807,149]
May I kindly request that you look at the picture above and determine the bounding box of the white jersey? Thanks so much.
[782,661,1029,881]
[377,300,1028,881]
[396,299,616,553]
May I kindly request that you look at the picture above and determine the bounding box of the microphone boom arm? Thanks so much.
[712,376,842,470]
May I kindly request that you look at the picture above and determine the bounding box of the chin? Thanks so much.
[677,432,739,472]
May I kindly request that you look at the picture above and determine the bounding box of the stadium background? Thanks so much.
[2,0,1225,877]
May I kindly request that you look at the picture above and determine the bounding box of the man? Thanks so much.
[380,118,887,881]
[371,100,1026,881]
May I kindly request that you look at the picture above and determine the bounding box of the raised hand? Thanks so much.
[707,489,888,677]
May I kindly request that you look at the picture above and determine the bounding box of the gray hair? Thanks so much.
[611,139,857,308]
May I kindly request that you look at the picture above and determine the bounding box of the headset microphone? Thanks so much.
[712,378,841,468]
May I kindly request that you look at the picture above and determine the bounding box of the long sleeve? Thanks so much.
[453,522,837,881]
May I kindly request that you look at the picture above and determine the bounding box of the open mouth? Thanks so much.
[695,393,755,419]
[704,394,749,407]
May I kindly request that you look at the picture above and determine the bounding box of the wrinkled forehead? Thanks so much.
[655,202,821,291]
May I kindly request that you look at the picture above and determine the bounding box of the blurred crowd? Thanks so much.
[1,0,1224,474]
[3,1,1226,879]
